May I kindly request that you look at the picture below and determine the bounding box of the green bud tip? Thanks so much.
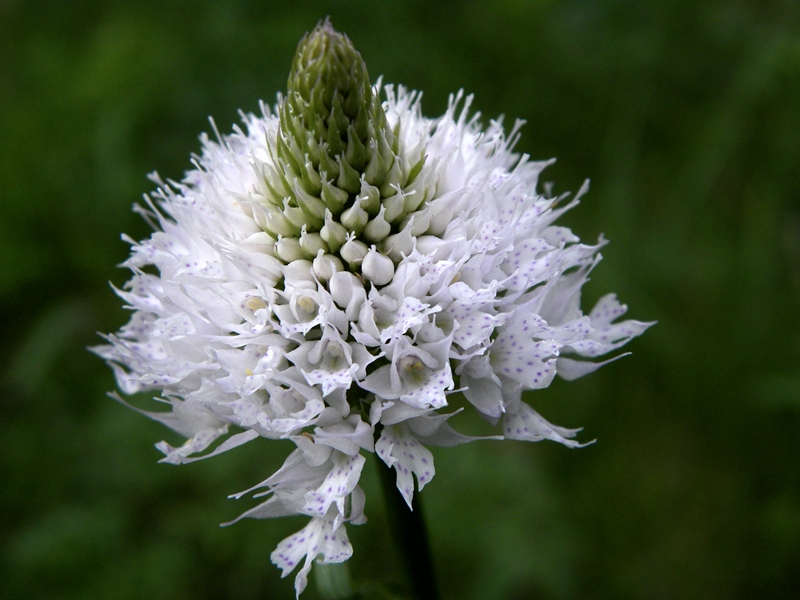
[278,19,394,200]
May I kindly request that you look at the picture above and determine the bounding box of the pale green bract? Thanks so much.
[94,21,652,597]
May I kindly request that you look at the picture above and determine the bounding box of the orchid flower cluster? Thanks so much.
[95,20,651,596]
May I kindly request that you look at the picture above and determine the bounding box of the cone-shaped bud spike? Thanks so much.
[279,19,396,213]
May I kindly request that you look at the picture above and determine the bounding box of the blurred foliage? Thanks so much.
[2,1,799,598]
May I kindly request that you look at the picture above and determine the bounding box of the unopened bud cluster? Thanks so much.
[251,20,437,286]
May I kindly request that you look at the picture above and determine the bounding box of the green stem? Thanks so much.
[315,561,355,600]
[377,457,440,600]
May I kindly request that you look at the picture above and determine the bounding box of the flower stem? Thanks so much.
[314,561,355,600]
[377,457,439,600]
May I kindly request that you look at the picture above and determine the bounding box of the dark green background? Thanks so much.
[2,1,799,598]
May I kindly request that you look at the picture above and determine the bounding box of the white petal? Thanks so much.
[399,364,454,410]
[303,365,359,397]
[349,485,367,525]
[407,410,502,447]
[313,416,375,454]
[155,425,229,464]
[151,313,196,340]
[376,423,435,508]
[271,517,353,597]
[303,452,365,518]
[556,354,629,381]
[502,398,591,448]
[588,293,628,326]
[461,371,505,420]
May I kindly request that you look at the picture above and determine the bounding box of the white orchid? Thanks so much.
[95,20,651,597]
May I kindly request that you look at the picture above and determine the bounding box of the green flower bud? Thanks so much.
[405,154,427,187]
[256,159,291,206]
[320,209,348,253]
[299,227,329,258]
[312,251,344,282]
[363,205,391,243]
[379,153,405,198]
[320,179,348,215]
[300,157,323,196]
[345,124,367,172]
[253,19,438,258]
[336,154,361,194]
[282,259,315,285]
[408,176,437,215]
[282,203,310,232]
[382,222,415,262]
[317,145,340,181]
[239,231,278,257]
[277,131,305,177]
[401,208,433,237]
[340,199,369,235]
[362,246,395,286]
[382,192,406,224]
[260,203,300,238]
[364,140,386,187]
[358,179,381,216]
[291,180,326,230]
[340,236,369,268]
[276,236,305,263]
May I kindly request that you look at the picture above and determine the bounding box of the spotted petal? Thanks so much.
[376,423,435,508]
[271,517,353,597]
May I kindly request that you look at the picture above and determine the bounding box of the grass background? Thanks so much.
[2,1,799,598]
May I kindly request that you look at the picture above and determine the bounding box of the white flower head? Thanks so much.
[95,19,652,596]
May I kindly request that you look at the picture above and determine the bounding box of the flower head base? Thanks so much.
[95,20,652,597]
